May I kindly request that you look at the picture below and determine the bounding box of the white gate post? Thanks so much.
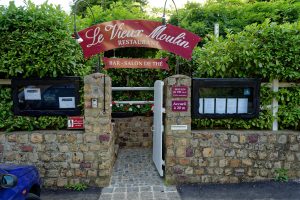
[272,79,279,131]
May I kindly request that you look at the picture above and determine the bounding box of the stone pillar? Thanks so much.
[84,73,115,186]
[164,75,192,184]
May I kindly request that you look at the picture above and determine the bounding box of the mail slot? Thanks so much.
[192,78,260,119]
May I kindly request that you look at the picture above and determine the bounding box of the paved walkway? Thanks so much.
[99,148,181,200]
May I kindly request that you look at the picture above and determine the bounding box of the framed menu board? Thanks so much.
[192,78,260,119]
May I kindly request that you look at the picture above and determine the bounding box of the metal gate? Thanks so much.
[152,80,165,177]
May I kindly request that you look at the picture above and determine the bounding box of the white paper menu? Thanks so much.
[59,97,75,108]
[24,88,41,100]
[216,98,226,114]
[199,98,204,114]
[238,98,248,113]
[227,98,237,114]
[204,98,215,114]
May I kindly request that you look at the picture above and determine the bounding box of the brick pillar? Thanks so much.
[84,73,115,186]
[164,75,192,184]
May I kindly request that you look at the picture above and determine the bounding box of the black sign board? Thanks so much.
[12,77,81,116]
[192,78,260,119]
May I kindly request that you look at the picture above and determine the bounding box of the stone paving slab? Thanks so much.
[99,148,181,200]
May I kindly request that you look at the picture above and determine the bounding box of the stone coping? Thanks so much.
[192,130,300,134]
[0,130,84,135]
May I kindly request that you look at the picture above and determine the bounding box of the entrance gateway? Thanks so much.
[75,19,201,177]
[112,80,165,177]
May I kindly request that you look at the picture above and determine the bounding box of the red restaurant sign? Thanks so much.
[103,57,169,70]
[77,20,201,60]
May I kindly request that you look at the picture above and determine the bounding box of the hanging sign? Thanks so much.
[103,57,169,70]
[77,20,201,60]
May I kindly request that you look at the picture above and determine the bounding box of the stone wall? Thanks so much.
[164,75,300,184]
[113,116,153,148]
[165,130,300,184]
[0,73,115,188]
[0,130,105,187]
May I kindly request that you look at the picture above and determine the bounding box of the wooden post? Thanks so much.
[272,79,279,131]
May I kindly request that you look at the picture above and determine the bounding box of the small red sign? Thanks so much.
[103,57,169,70]
[172,101,188,112]
[68,116,84,129]
[172,86,188,97]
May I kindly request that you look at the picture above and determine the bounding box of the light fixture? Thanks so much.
[73,0,100,73]
[162,0,179,26]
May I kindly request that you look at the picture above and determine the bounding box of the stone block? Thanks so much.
[84,152,95,161]
[278,135,287,144]
[176,147,186,157]
[235,168,245,176]
[87,170,98,177]
[230,135,238,143]
[31,134,44,143]
[230,159,240,168]
[195,168,204,175]
[0,145,3,152]
[59,145,69,153]
[225,149,235,157]
[44,134,57,143]
[239,135,246,144]
[179,158,190,165]
[258,152,267,160]
[290,144,299,151]
[72,152,83,163]
[219,159,228,167]
[237,149,247,158]
[8,134,17,142]
[20,145,33,152]
[17,134,29,143]
[185,167,193,175]
[0,134,5,143]
[57,178,68,187]
[186,147,193,157]
[47,170,59,178]
[242,159,252,166]
[203,148,213,157]
[214,149,224,157]
[75,169,87,177]
[85,135,97,143]
[248,135,258,143]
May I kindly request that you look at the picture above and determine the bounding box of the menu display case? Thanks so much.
[12,77,81,116]
[192,78,260,119]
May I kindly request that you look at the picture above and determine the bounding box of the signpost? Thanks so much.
[103,57,169,70]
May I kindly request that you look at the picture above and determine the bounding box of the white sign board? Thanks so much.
[171,125,188,131]
[24,88,41,100]
[59,97,75,108]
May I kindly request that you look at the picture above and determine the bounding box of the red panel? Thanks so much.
[77,20,201,60]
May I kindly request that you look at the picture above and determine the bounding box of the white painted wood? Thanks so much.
[113,101,154,104]
[0,79,11,85]
[272,79,279,131]
[153,80,164,177]
[112,87,154,91]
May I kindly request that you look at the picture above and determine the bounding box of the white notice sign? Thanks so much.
[238,98,248,113]
[204,98,215,114]
[216,98,226,114]
[24,88,41,100]
[227,98,237,114]
[199,98,204,114]
[59,97,75,108]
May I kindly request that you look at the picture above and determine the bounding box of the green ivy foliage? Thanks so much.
[191,20,300,130]
[0,2,90,132]
[194,20,300,80]
[0,2,90,78]
[173,0,300,38]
